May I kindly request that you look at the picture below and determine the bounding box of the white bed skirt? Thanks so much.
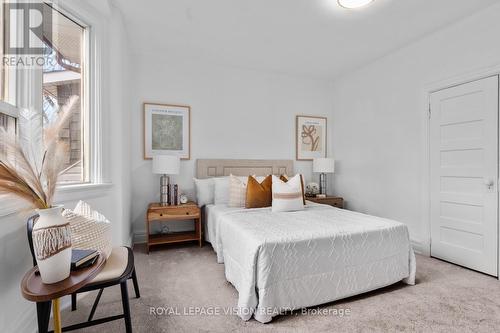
[205,204,417,323]
[228,246,416,323]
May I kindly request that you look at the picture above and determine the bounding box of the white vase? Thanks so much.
[32,206,72,284]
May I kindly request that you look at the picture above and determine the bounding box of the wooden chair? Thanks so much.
[27,215,140,333]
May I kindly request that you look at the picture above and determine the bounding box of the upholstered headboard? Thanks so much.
[196,159,293,179]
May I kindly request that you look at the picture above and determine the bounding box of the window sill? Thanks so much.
[54,182,114,203]
[0,100,19,118]
[0,197,26,218]
[0,183,114,218]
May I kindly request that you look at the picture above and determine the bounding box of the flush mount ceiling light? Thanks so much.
[338,0,374,9]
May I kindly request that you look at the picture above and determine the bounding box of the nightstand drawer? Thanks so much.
[330,199,343,208]
[307,197,344,209]
[148,206,199,220]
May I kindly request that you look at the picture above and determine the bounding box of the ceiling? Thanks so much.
[114,0,498,79]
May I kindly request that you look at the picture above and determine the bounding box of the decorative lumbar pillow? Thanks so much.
[228,174,249,208]
[246,175,273,208]
[193,178,216,207]
[272,175,305,213]
[280,174,306,205]
[62,201,112,259]
[214,175,252,205]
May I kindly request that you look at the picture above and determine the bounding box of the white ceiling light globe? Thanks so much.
[338,0,374,9]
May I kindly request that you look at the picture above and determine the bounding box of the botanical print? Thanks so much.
[152,114,183,150]
[296,115,327,161]
[301,124,322,151]
[144,103,190,159]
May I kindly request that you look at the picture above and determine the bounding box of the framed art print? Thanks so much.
[144,103,190,160]
[296,115,327,161]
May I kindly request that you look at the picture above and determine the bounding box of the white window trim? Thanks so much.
[45,1,101,185]
[0,100,18,118]
[0,4,36,217]
[0,1,111,217]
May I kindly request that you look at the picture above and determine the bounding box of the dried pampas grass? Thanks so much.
[0,96,79,209]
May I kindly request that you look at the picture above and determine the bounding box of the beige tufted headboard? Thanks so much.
[196,159,294,179]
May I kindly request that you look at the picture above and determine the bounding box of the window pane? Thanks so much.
[0,113,16,134]
[0,113,16,156]
[42,4,87,184]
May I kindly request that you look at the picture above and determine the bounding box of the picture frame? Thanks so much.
[144,103,191,160]
[296,115,327,161]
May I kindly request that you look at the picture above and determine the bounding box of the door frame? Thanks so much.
[422,65,500,279]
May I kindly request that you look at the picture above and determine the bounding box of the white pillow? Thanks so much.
[63,201,113,259]
[193,178,216,207]
[214,175,253,205]
[213,177,230,205]
[228,175,249,208]
[271,174,305,213]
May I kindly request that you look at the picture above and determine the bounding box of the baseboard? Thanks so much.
[410,238,426,255]
[133,231,147,244]
[126,232,133,247]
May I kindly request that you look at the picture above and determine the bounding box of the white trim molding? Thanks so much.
[421,62,500,279]
[0,183,114,217]
[54,183,113,203]
[410,239,426,256]
[51,0,107,185]
[133,231,147,245]
[0,100,19,118]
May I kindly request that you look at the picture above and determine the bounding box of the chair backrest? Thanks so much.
[26,215,39,267]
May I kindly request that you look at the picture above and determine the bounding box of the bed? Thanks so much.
[197,159,416,323]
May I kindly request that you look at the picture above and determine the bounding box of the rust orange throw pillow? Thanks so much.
[246,175,272,208]
[280,174,306,205]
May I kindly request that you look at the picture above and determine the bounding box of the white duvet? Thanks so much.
[204,203,416,323]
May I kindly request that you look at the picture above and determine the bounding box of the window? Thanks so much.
[42,3,88,184]
[0,2,101,216]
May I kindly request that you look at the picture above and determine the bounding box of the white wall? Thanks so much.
[0,1,132,332]
[130,56,333,239]
[107,4,133,246]
[330,2,500,250]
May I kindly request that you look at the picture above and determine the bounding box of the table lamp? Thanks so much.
[152,155,180,205]
[313,158,335,196]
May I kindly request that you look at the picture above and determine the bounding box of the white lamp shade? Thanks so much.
[152,155,180,175]
[313,158,335,173]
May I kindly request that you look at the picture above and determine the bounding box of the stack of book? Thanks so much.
[71,249,99,270]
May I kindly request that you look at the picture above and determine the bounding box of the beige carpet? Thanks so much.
[58,244,500,333]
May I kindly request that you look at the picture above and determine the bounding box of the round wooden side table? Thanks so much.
[20,254,105,333]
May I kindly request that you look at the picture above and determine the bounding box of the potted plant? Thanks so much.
[0,97,78,284]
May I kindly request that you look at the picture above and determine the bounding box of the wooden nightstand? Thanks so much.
[146,202,201,253]
[306,196,344,209]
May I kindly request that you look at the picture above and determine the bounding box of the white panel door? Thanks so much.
[430,75,499,276]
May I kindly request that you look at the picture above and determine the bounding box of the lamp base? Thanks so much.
[319,173,327,196]
[160,175,170,206]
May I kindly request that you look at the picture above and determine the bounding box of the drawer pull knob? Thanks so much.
[186,212,189,215]
[160,213,163,217]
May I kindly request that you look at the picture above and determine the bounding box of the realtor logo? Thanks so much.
[3,2,52,55]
